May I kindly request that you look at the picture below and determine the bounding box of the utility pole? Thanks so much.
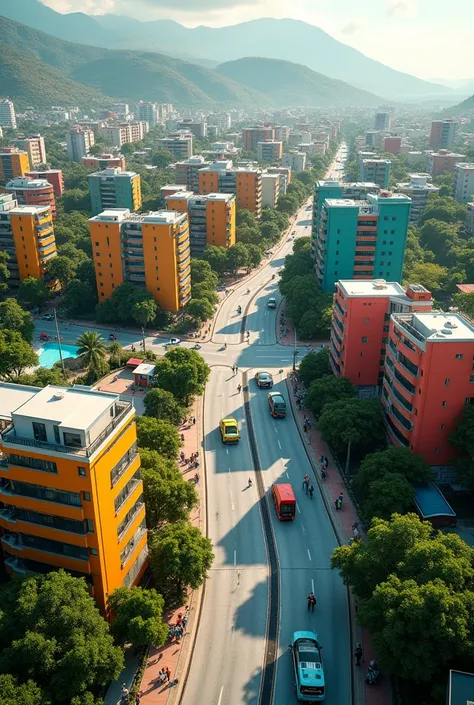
[141,327,146,353]
[54,308,67,380]
[293,327,299,371]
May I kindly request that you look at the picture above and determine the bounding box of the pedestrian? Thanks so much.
[303,424,308,433]
[235,365,238,373]
[165,666,171,682]
[338,492,344,508]
[135,695,141,705]
[180,451,185,463]
[307,592,317,612]
[324,456,329,469]
[183,614,188,628]
[335,498,340,511]
[353,526,360,541]
[355,643,363,666]
[320,455,324,465]
[308,435,312,444]
[192,416,196,425]
[308,484,314,499]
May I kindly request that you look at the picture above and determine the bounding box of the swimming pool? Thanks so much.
[38,342,80,369]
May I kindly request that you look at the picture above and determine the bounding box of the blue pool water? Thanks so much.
[38,342,79,369]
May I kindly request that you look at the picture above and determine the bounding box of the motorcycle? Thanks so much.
[237,306,242,315]
[193,343,201,350]
[365,661,380,685]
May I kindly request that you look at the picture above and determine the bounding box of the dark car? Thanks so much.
[255,371,274,388]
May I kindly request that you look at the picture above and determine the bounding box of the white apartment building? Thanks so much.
[138,102,158,128]
[261,173,280,208]
[66,128,95,162]
[267,167,289,195]
[466,202,474,235]
[453,163,474,204]
[99,122,148,148]
[0,99,17,129]
[157,133,193,160]
[282,151,306,172]
[289,132,311,148]
[13,136,46,167]
[395,174,440,223]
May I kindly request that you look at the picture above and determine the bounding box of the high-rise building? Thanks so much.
[330,279,432,391]
[382,311,474,465]
[453,163,474,204]
[157,134,193,160]
[67,128,95,162]
[82,154,126,171]
[281,151,306,172]
[429,119,458,151]
[0,98,17,129]
[257,141,283,163]
[242,127,274,152]
[90,208,191,312]
[395,174,440,222]
[88,168,142,216]
[138,101,158,128]
[267,167,290,195]
[312,179,380,239]
[0,193,57,288]
[5,177,57,217]
[0,147,30,182]
[166,191,235,255]
[466,202,474,236]
[0,382,148,615]
[177,121,207,138]
[364,130,383,148]
[374,112,391,130]
[360,159,391,189]
[428,150,467,177]
[198,162,262,216]
[12,136,46,167]
[26,169,64,197]
[174,156,210,191]
[261,173,280,208]
[382,136,402,155]
[314,191,411,292]
[99,122,148,149]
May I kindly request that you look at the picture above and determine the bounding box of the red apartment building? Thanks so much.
[382,136,402,154]
[26,169,64,197]
[242,128,274,152]
[382,311,474,465]
[330,279,433,392]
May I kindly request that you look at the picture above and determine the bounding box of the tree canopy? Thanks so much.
[0,330,38,380]
[153,348,210,405]
[0,299,34,342]
[108,586,168,648]
[17,277,50,309]
[305,375,356,418]
[144,387,185,425]
[136,416,181,459]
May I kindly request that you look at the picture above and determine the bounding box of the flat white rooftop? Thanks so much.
[10,205,50,215]
[338,280,407,298]
[396,312,474,342]
[0,383,39,423]
[455,163,474,171]
[89,208,131,222]
[166,191,194,201]
[11,385,119,431]
[6,178,51,189]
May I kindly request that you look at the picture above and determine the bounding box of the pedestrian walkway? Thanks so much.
[137,399,204,705]
[287,373,391,705]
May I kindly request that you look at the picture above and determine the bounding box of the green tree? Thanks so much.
[201,244,227,275]
[61,189,90,213]
[226,242,250,273]
[0,571,123,703]
[236,209,258,228]
[236,225,262,247]
[108,586,168,648]
[419,219,459,258]
[306,375,356,418]
[190,282,218,306]
[0,330,38,380]
[62,280,97,317]
[0,251,11,299]
[191,259,218,289]
[277,194,298,213]
[136,416,180,458]
[149,521,214,601]
[17,277,50,309]
[298,349,330,387]
[293,236,312,253]
[361,473,415,522]
[450,405,474,488]
[75,331,107,371]
[259,221,280,241]
[17,366,68,388]
[154,348,210,405]
[144,388,184,425]
[132,298,157,328]
[187,297,214,324]
[403,261,448,293]
[140,448,198,527]
[46,255,77,288]
[0,675,46,705]
[0,299,34,342]
[318,398,385,471]
[245,243,263,268]
[151,150,174,168]
[355,447,433,498]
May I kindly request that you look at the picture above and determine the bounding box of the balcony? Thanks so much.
[383,375,413,413]
[120,523,147,569]
[2,401,133,458]
[394,317,426,348]
[384,412,409,447]
[123,544,149,587]
[4,556,28,574]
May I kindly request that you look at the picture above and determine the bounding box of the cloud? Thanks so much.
[341,20,364,35]
[386,0,417,18]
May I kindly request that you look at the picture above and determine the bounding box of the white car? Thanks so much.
[166,338,181,347]
[268,298,277,309]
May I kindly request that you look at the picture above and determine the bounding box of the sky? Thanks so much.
[41,0,474,81]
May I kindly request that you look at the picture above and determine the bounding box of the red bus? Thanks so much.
[271,483,296,521]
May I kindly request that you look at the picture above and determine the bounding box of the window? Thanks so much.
[32,422,47,442]
[435,448,439,453]
[455,353,464,359]
[53,426,60,443]
[383,325,389,332]
[392,217,396,221]
[86,519,94,533]
[440,424,445,430]
[83,491,91,501]
[337,229,340,234]
[364,318,370,323]
[380,261,384,265]
[335,261,338,265]
[63,432,82,448]
[387,262,392,266]
[89,548,98,556]
[8,454,57,474]
[470,375,474,383]
[78,467,86,477]
[361,336,368,343]
[445,378,450,386]
[382,240,386,245]
[336,240,340,245]
[336,250,339,255]
[388,251,392,256]
[441,401,447,407]
[381,251,386,256]
[384,215,388,221]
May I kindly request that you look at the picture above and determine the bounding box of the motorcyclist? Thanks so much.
[237,384,242,393]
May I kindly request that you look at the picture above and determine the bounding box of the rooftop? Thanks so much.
[89,167,138,178]
[133,362,156,376]
[338,279,407,298]
[10,204,50,216]
[89,208,131,223]
[456,283,474,294]
[0,383,38,423]
[316,179,379,189]
[394,312,474,343]
[455,162,474,171]
[166,190,194,201]
[6,177,52,190]
[361,158,392,165]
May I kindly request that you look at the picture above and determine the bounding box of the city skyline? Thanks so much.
[41,0,474,81]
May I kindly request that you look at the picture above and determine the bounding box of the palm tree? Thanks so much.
[76,331,107,371]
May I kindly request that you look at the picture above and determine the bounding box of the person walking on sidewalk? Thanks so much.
[355,643,363,666]
[165,666,171,682]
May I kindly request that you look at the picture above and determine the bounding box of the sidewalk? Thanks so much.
[137,397,204,705]
[277,301,329,349]
[287,373,391,705]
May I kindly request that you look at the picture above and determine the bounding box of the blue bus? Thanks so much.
[291,630,325,702]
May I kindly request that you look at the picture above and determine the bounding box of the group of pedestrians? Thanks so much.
[334,492,344,511]
[302,474,314,499]
[179,451,199,470]
[156,666,171,685]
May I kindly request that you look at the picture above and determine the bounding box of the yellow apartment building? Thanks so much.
[0,147,31,182]
[0,383,148,616]
[198,162,263,216]
[166,191,236,255]
[89,208,191,312]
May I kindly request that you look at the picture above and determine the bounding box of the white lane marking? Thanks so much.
[226,448,229,455]
[307,549,312,561]
[296,502,301,514]
[286,472,289,479]
[234,550,236,566]
[277,440,282,450]
[228,468,235,511]
[312,579,315,593]
[218,686,224,705]
[302,525,306,534]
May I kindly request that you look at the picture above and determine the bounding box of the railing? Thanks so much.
[2,401,132,458]
[394,317,426,346]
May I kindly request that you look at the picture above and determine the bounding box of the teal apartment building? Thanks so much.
[313,191,412,292]
[88,167,142,216]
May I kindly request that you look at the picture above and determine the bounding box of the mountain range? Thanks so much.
[0,16,381,109]
[0,0,455,100]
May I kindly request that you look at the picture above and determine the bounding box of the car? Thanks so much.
[255,371,274,388]
[220,418,240,443]
[268,298,277,309]
[268,391,287,417]
[166,338,181,346]
[291,630,325,702]
[41,313,54,321]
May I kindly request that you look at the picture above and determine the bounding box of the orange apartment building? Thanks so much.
[166,191,235,255]
[0,383,148,615]
[198,162,262,216]
[4,177,57,217]
[82,154,126,171]
[382,311,474,465]
[90,208,191,312]
[26,169,64,197]
[0,147,30,182]
[330,279,433,392]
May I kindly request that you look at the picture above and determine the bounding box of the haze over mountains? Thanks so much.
[0,0,456,101]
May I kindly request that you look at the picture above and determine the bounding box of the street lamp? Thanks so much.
[53,308,67,380]
[293,326,299,371]
[141,327,146,353]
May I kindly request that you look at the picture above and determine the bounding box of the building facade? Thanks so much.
[90,208,191,312]
[382,311,474,466]
[13,136,46,167]
[453,163,474,204]
[330,279,432,391]
[395,173,440,222]
[67,128,95,162]
[99,123,148,148]
[257,141,283,163]
[166,191,236,255]
[82,154,126,171]
[374,112,391,130]
[282,152,306,172]
[5,177,57,217]
[243,127,274,152]
[429,119,457,151]
[177,121,207,138]
[428,150,467,177]
[314,191,411,292]
[157,134,193,160]
[174,156,209,191]
[360,159,391,189]
[261,172,280,208]
[0,383,148,615]
[198,162,263,216]
[0,99,16,129]
[382,136,402,155]
[138,102,158,128]
[0,147,30,182]
[88,168,142,216]
[26,169,64,197]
